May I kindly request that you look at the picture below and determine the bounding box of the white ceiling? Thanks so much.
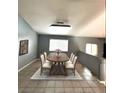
[18,0,105,37]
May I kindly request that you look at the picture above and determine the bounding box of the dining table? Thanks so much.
[47,52,69,75]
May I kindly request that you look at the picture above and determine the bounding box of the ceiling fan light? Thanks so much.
[48,24,72,34]
[50,24,71,27]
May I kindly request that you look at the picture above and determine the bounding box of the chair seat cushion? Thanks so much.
[45,60,51,63]
[65,60,73,64]
[65,63,74,68]
[43,62,51,68]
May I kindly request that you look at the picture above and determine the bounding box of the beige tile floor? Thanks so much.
[18,60,106,93]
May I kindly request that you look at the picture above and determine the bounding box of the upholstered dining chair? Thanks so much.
[40,54,52,75]
[65,56,77,75]
[44,52,50,63]
[66,53,75,64]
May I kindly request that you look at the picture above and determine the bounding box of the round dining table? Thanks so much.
[47,52,69,75]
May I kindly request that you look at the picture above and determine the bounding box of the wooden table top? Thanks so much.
[47,52,69,62]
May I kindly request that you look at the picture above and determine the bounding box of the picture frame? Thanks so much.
[19,40,28,56]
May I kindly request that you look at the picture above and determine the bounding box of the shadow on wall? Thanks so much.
[77,51,105,81]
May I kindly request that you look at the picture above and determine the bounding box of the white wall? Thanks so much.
[18,16,37,70]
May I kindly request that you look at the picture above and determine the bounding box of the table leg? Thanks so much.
[49,62,67,75]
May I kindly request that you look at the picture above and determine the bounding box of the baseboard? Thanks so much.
[99,81,106,85]
[18,58,39,72]
[97,79,106,86]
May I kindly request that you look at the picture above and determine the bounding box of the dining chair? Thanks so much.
[65,53,75,64]
[40,54,52,75]
[69,53,74,61]
[44,52,50,62]
[65,56,77,75]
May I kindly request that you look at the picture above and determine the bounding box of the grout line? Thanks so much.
[19,62,105,92]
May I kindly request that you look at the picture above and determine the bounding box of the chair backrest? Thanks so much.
[40,54,45,65]
[69,53,73,60]
[44,52,47,61]
[73,56,77,65]
[71,54,75,63]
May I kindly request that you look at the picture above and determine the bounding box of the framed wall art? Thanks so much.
[19,40,28,56]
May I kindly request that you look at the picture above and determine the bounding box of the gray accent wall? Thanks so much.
[18,16,38,70]
[37,34,105,57]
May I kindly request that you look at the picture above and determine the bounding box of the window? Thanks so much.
[49,39,68,51]
[86,43,98,56]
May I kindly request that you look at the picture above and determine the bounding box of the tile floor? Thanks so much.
[18,60,106,93]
